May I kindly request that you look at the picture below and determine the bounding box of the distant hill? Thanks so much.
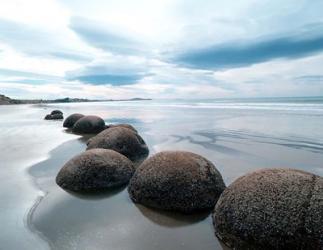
[0,94,13,104]
[0,94,151,105]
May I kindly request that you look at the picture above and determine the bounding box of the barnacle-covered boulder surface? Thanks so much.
[56,149,135,192]
[106,123,137,133]
[72,115,105,134]
[63,113,85,128]
[128,151,226,213]
[212,168,323,250]
[87,127,149,161]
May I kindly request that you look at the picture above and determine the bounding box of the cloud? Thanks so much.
[0,18,93,62]
[0,68,65,87]
[66,55,150,85]
[2,0,323,99]
[69,17,146,55]
[294,75,323,84]
[0,68,61,79]
[69,74,145,85]
[172,27,323,70]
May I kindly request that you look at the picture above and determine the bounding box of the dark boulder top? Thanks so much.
[51,110,63,115]
[44,113,63,120]
[128,151,226,213]
[72,115,106,134]
[212,168,323,250]
[86,127,149,162]
[63,113,85,128]
[106,124,137,133]
[56,148,135,192]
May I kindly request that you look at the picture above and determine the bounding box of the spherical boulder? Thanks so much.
[212,168,323,250]
[128,151,226,213]
[51,110,63,115]
[106,124,137,133]
[72,115,105,134]
[63,113,85,128]
[56,149,135,192]
[87,127,149,161]
[44,113,63,120]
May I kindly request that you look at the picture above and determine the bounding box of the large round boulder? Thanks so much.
[56,149,135,192]
[63,113,85,128]
[212,168,323,250]
[128,151,226,213]
[86,127,149,161]
[72,115,105,134]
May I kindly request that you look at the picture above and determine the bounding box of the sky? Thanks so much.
[0,0,323,99]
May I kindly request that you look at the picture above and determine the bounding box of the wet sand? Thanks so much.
[0,104,78,250]
[1,99,323,249]
[29,139,227,250]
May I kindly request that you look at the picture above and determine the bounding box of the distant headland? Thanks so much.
[0,94,151,105]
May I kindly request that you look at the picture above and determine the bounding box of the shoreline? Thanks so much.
[0,94,152,106]
[26,192,51,249]
[25,137,85,250]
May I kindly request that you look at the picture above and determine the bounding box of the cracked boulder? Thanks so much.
[128,151,226,213]
[56,149,135,192]
[212,168,323,250]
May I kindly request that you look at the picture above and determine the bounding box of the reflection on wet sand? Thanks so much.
[65,185,127,201]
[135,204,211,228]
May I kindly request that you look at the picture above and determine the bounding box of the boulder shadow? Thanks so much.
[135,203,211,228]
[63,129,96,143]
[132,155,148,168]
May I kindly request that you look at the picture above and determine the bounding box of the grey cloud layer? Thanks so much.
[0,18,90,61]
[69,17,146,55]
[171,27,323,70]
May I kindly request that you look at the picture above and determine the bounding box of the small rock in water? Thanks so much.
[44,113,63,120]
[51,110,63,115]
[87,127,149,161]
[128,151,226,213]
[56,149,135,192]
[63,113,85,128]
[212,168,323,250]
[72,115,105,134]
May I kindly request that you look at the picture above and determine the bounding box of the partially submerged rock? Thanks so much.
[51,110,63,115]
[212,168,323,250]
[72,115,105,134]
[128,151,226,213]
[56,149,135,192]
[44,113,63,120]
[63,113,85,128]
[87,127,149,161]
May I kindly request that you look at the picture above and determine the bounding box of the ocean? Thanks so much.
[0,96,322,249]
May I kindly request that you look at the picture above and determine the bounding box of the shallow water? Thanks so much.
[1,98,323,249]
